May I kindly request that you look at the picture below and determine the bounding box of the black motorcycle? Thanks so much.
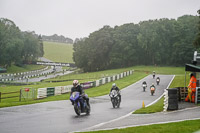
[109,90,121,108]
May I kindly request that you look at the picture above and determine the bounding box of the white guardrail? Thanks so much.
[0,66,50,82]
[37,70,133,99]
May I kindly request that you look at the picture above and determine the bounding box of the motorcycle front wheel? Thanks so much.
[117,98,120,108]
[74,103,81,116]
[111,99,115,108]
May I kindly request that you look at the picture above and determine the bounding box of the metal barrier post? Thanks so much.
[19,89,21,102]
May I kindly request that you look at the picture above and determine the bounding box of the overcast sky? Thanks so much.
[0,0,200,40]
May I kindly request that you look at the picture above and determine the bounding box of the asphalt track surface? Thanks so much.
[82,106,200,132]
[0,74,174,133]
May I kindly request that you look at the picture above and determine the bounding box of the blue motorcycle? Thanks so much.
[70,92,90,116]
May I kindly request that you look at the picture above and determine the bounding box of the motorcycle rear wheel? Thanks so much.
[151,91,154,96]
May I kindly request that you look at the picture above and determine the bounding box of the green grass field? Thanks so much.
[43,41,74,63]
[4,64,46,73]
[80,119,200,133]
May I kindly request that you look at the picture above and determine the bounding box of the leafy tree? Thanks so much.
[193,9,200,48]
[0,18,45,67]
[73,15,199,72]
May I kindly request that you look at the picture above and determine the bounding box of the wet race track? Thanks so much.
[0,75,174,133]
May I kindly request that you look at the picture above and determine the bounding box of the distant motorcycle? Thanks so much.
[153,74,155,79]
[150,86,156,96]
[109,90,121,108]
[70,92,90,116]
[156,77,160,85]
[153,71,156,79]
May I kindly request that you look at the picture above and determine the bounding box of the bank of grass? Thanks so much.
[44,67,134,82]
[80,119,200,133]
[133,97,164,114]
[43,41,74,63]
[5,64,46,73]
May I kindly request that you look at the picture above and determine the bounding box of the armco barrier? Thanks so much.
[62,85,72,93]
[96,80,100,87]
[47,87,55,96]
[110,76,113,82]
[37,88,47,98]
[80,82,94,89]
[37,70,133,99]
[55,86,62,95]
[117,74,119,80]
[102,78,106,84]
[121,73,123,78]
[107,77,111,83]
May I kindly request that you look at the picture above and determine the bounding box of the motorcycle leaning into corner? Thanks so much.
[70,92,90,116]
[109,90,121,108]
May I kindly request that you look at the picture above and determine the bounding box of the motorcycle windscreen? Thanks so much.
[70,91,80,101]
[110,90,118,97]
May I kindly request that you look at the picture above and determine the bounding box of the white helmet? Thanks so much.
[73,80,79,87]
[112,83,116,88]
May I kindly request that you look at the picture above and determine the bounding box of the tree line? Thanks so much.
[73,15,200,72]
[42,34,73,44]
[0,18,44,68]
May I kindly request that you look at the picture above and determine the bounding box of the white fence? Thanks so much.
[37,70,134,99]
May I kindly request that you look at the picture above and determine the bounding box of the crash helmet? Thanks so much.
[73,80,79,87]
[112,83,116,88]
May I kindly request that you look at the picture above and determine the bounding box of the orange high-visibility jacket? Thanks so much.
[188,76,197,89]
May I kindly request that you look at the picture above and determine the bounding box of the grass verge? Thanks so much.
[133,97,164,114]
[5,64,46,73]
[80,119,200,133]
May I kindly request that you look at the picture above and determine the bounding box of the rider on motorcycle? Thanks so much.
[142,81,147,87]
[71,80,89,106]
[150,83,156,91]
[156,77,160,84]
[142,81,147,91]
[150,83,156,88]
[110,83,121,102]
[153,71,156,79]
